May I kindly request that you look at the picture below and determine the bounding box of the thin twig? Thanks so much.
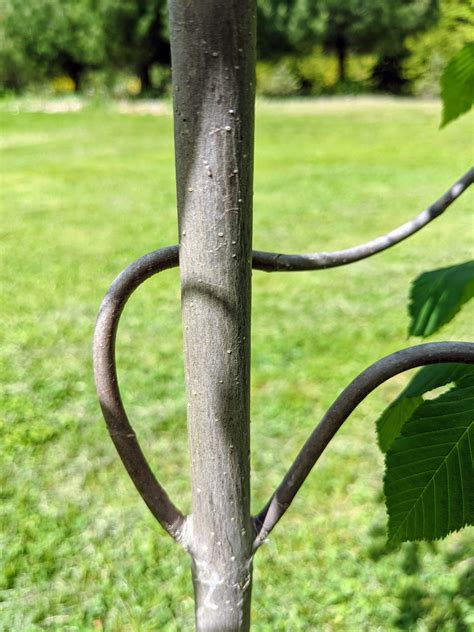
[252,341,474,551]
[252,168,474,272]
[93,246,186,543]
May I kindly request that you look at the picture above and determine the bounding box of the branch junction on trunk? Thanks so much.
[93,164,474,551]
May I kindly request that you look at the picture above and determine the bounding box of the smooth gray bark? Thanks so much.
[168,2,256,629]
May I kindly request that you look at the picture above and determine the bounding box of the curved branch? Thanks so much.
[253,341,474,550]
[252,168,474,272]
[94,186,474,545]
[93,246,186,543]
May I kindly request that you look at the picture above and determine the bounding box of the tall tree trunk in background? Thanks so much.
[336,35,347,82]
[138,64,151,93]
[62,57,84,92]
[168,1,256,629]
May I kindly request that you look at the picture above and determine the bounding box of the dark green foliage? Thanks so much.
[103,0,170,93]
[0,0,107,91]
[440,43,474,127]
[408,261,474,337]
[379,259,474,545]
[0,0,449,95]
[319,0,439,89]
[379,254,474,546]
[385,378,474,544]
[256,0,322,59]
[377,364,474,452]
[255,1,439,91]
[378,44,474,541]
[377,394,423,454]
[371,52,410,95]
[0,0,170,94]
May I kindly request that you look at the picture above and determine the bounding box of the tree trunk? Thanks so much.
[336,36,347,83]
[168,2,256,630]
[138,64,152,94]
[62,57,84,93]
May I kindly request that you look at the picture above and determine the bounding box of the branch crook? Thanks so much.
[253,341,474,550]
[93,246,186,544]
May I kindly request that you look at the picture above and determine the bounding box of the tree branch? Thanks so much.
[94,164,473,546]
[93,246,187,544]
[253,341,474,551]
[252,168,474,272]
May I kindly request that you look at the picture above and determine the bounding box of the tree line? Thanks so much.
[0,0,471,96]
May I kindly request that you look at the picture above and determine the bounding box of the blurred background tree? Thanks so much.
[0,0,107,91]
[256,0,322,59]
[0,0,469,97]
[319,0,439,92]
[103,0,170,94]
[404,0,474,95]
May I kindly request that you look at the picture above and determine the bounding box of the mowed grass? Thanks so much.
[1,97,473,631]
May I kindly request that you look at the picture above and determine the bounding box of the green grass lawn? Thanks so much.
[1,97,473,631]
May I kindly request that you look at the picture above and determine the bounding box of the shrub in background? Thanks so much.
[256,59,301,97]
[0,0,107,93]
[404,0,473,96]
[296,47,375,94]
[256,49,375,97]
[149,64,172,97]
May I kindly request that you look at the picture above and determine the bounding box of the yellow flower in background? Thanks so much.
[51,76,76,93]
[126,77,141,96]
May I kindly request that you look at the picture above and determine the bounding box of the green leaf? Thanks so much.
[377,395,422,453]
[440,43,474,127]
[409,260,474,337]
[385,379,474,545]
[377,364,474,453]
[403,363,474,397]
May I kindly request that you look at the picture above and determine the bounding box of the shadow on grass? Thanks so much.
[396,562,473,632]
[366,522,473,630]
